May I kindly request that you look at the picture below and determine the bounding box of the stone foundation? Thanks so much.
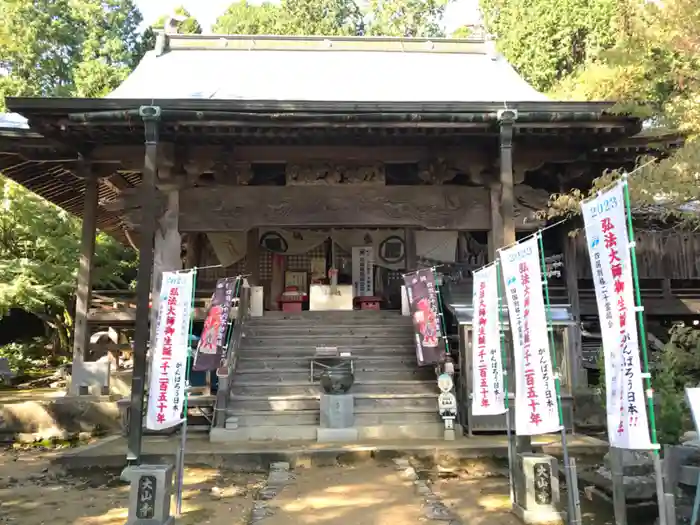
[0,397,121,442]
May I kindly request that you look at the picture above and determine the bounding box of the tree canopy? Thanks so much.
[153,6,203,35]
[481,0,700,225]
[213,1,286,35]
[212,0,447,37]
[0,0,145,101]
[0,179,136,360]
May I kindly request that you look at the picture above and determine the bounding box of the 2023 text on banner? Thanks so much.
[581,181,653,449]
[498,237,561,436]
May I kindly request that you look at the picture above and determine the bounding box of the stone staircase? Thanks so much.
[210,310,444,442]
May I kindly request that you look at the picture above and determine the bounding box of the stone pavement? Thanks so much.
[54,432,608,470]
[247,459,522,525]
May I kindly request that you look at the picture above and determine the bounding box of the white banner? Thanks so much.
[582,182,652,449]
[471,265,507,416]
[352,246,374,297]
[207,232,247,267]
[146,270,195,431]
[333,229,405,270]
[499,237,560,436]
[259,229,329,255]
[415,230,458,263]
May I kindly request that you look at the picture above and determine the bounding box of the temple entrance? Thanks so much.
[258,228,408,312]
[199,228,490,313]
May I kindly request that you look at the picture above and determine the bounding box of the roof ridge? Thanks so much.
[156,33,489,56]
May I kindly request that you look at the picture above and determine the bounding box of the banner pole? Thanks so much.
[175,268,198,518]
[496,260,516,506]
[537,232,578,525]
[432,266,451,357]
[621,177,668,525]
[221,276,242,363]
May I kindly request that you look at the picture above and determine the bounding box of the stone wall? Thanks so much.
[0,398,121,442]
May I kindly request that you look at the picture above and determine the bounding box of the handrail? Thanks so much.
[213,280,251,428]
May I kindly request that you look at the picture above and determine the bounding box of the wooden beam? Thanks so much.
[90,144,175,170]
[121,185,540,231]
[90,144,495,167]
[178,185,495,231]
[101,173,132,193]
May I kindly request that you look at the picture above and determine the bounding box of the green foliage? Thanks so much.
[153,6,203,35]
[0,339,52,374]
[212,0,447,37]
[213,1,285,35]
[451,26,474,38]
[278,0,364,36]
[482,0,700,224]
[0,178,136,358]
[651,324,700,444]
[0,0,146,100]
[595,325,700,445]
[479,0,623,92]
[366,0,448,37]
[544,143,700,228]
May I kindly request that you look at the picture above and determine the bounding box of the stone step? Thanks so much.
[228,393,439,412]
[233,368,435,383]
[225,408,440,428]
[237,344,416,357]
[254,311,407,321]
[245,325,412,336]
[237,355,421,371]
[242,335,415,347]
[249,316,413,325]
[229,380,438,397]
[210,422,447,442]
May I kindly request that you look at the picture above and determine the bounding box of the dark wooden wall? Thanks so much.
[575,231,700,279]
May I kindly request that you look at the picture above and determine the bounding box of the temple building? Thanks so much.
[1,34,697,445]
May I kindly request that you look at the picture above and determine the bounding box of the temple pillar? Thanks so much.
[246,227,260,285]
[149,186,183,348]
[404,228,417,271]
[495,110,532,454]
[69,161,99,395]
[488,187,503,261]
[270,253,285,310]
[127,106,161,464]
[498,110,517,249]
[562,230,586,388]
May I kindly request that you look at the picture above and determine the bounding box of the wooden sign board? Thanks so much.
[121,185,541,231]
[179,186,492,231]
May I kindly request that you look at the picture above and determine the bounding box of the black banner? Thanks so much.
[192,277,239,371]
[403,268,446,367]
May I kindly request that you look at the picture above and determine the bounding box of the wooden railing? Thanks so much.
[88,288,215,324]
[546,279,700,315]
[446,277,700,316]
[213,284,251,428]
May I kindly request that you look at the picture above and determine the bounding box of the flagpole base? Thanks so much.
[512,453,565,524]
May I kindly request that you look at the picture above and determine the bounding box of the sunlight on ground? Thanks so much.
[0,446,613,525]
[267,464,424,525]
[74,507,128,525]
[478,493,512,510]
[0,451,260,525]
